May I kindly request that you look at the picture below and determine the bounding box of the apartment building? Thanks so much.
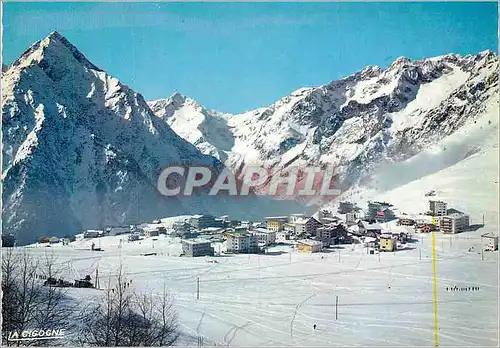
[289,213,307,223]
[249,228,276,246]
[265,216,289,232]
[316,227,335,247]
[283,223,296,234]
[182,239,214,257]
[189,215,223,230]
[225,233,259,253]
[316,224,348,246]
[276,230,292,243]
[294,218,308,235]
[440,213,469,234]
[338,201,355,214]
[306,217,323,236]
[345,212,358,225]
[429,200,447,217]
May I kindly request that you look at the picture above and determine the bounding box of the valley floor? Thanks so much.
[21,229,498,347]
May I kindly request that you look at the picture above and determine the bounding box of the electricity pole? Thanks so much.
[336,296,339,320]
[95,268,99,289]
[197,277,200,300]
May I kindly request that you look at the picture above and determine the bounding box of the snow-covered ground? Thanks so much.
[23,228,498,347]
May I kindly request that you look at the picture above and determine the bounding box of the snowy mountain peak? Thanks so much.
[478,49,495,59]
[10,31,102,73]
[169,91,189,105]
[391,56,412,67]
[147,92,202,121]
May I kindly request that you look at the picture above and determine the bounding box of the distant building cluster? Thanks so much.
[15,195,496,259]
[396,200,472,235]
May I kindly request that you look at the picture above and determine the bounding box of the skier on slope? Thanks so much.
[313,324,317,330]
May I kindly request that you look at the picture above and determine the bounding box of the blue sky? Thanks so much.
[3,2,498,113]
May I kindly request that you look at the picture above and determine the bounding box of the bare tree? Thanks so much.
[1,248,77,346]
[78,265,179,346]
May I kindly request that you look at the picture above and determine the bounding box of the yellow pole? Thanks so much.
[432,231,439,347]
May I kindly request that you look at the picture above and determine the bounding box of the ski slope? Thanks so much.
[22,229,498,347]
[338,95,499,234]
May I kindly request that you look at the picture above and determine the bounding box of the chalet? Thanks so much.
[357,221,382,235]
[305,217,323,236]
[375,208,397,222]
[48,236,60,244]
[417,224,433,233]
[145,229,159,238]
[128,234,140,242]
[106,226,130,236]
[338,201,355,214]
[398,216,416,226]
[380,234,397,252]
[347,224,363,237]
[296,239,323,253]
[83,230,102,239]
[482,233,499,252]
[367,201,393,220]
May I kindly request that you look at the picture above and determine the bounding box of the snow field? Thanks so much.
[23,229,498,347]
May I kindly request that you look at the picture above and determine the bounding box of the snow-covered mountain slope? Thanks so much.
[1,32,305,245]
[327,96,499,232]
[148,93,233,162]
[384,144,498,231]
[150,51,498,199]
